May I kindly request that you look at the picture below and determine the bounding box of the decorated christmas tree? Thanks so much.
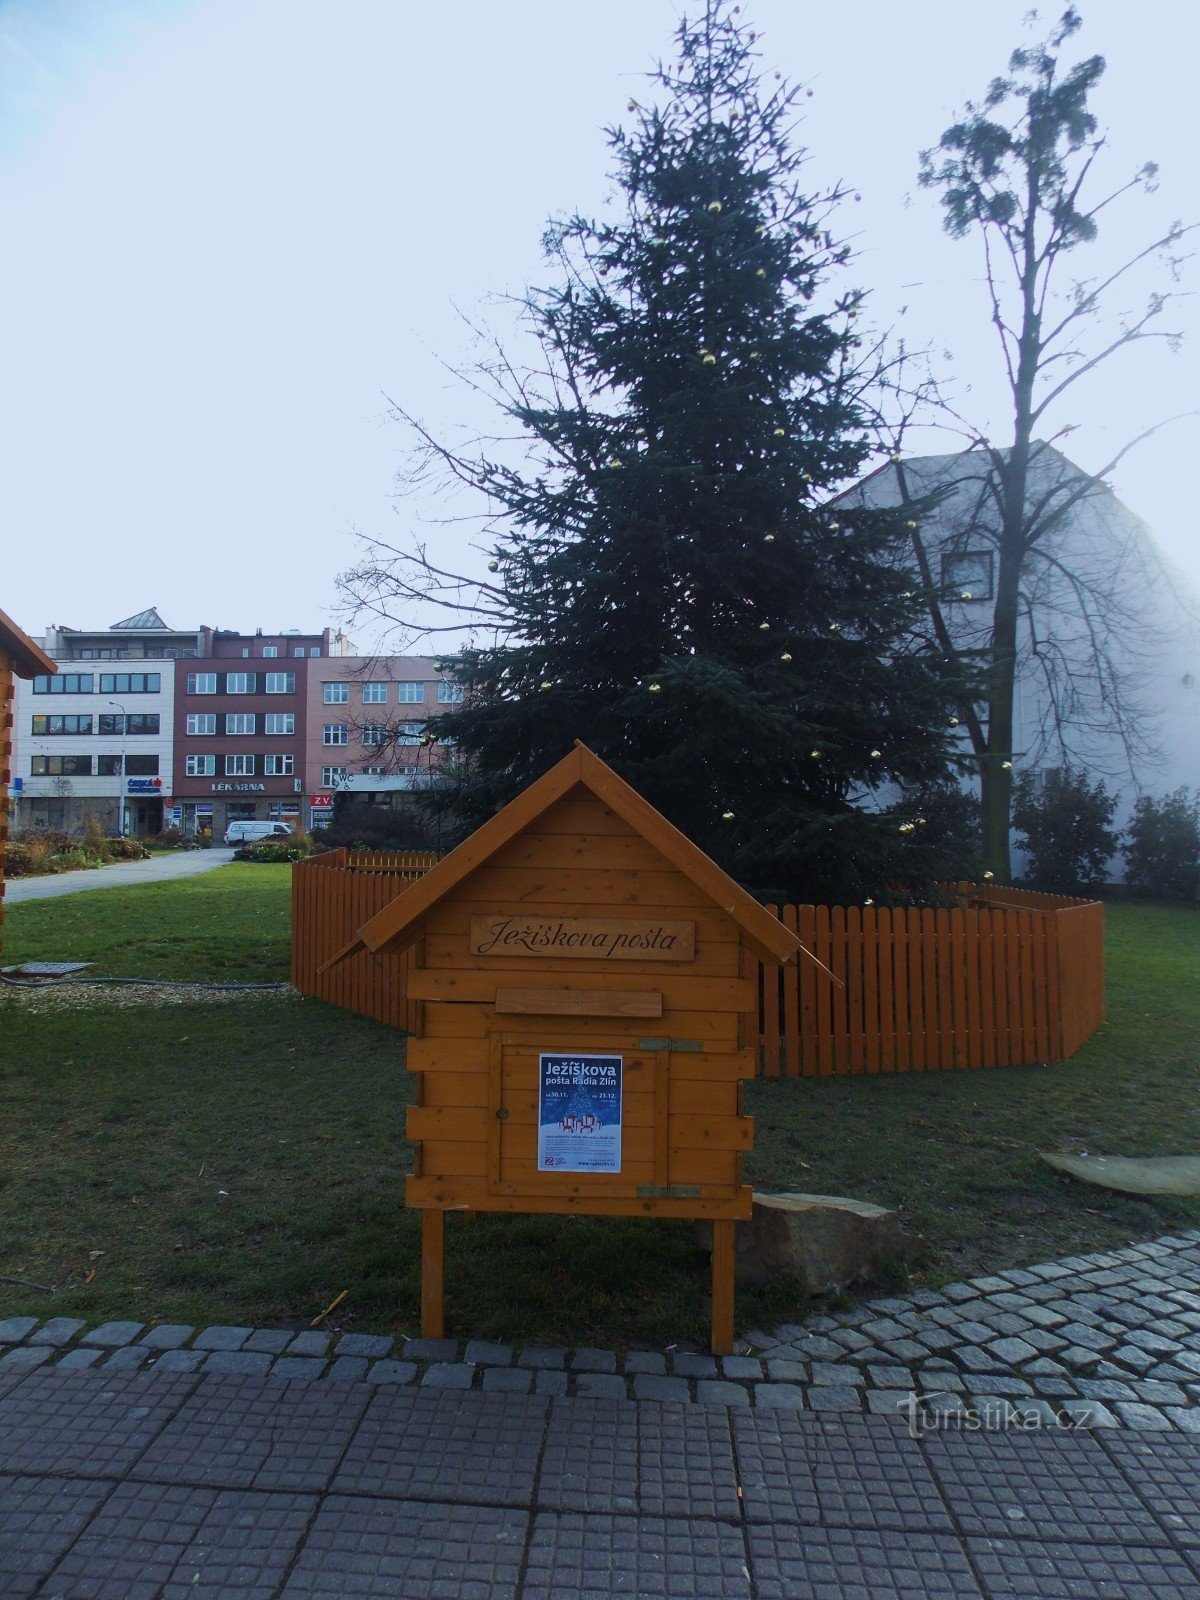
[417,2,965,899]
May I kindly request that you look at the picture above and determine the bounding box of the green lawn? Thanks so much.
[1,871,1197,1347]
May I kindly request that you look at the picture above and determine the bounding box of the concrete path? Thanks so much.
[4,848,237,904]
[2,1362,1199,1599]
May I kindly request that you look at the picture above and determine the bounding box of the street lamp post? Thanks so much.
[108,699,128,837]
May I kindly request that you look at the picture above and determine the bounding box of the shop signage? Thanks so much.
[211,782,267,793]
[537,1053,622,1173]
[470,915,695,963]
[126,777,163,794]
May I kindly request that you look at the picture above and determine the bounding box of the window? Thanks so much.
[396,681,423,703]
[32,714,93,736]
[309,647,321,657]
[362,682,388,704]
[397,722,424,745]
[262,645,278,658]
[32,673,94,695]
[363,766,386,776]
[321,765,347,788]
[292,646,305,658]
[264,713,295,735]
[99,754,159,776]
[323,682,349,703]
[187,672,218,695]
[225,713,256,735]
[225,673,257,693]
[99,673,160,694]
[225,753,256,776]
[98,713,159,735]
[31,754,92,776]
[264,754,295,775]
[941,550,994,602]
[323,724,348,745]
[437,681,464,704]
[186,754,216,777]
[361,724,387,746]
[264,672,294,694]
[186,714,217,736]
[241,647,250,658]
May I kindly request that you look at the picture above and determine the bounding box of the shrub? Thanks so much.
[4,841,34,876]
[106,837,151,861]
[321,799,444,852]
[149,828,196,851]
[1123,788,1200,902]
[234,831,315,864]
[883,781,984,889]
[1012,768,1118,893]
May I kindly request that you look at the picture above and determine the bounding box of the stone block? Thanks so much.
[139,1324,195,1351]
[574,1373,626,1399]
[0,1316,39,1343]
[192,1325,252,1352]
[80,1320,144,1347]
[29,1318,85,1346]
[728,1192,922,1293]
[696,1380,751,1406]
[336,1333,394,1359]
[365,1360,417,1384]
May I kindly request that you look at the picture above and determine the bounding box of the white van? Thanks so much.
[224,820,294,846]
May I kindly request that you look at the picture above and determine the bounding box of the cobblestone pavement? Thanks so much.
[5,1231,1200,1433]
[3,1363,1200,1598]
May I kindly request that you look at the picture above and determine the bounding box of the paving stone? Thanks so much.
[1077,1376,1139,1402]
[1113,1400,1174,1429]
[524,1510,750,1600]
[969,1275,1011,1294]
[0,1471,114,1593]
[482,1366,533,1394]
[464,1339,512,1366]
[27,1317,85,1347]
[765,1358,807,1382]
[326,1356,369,1381]
[754,1383,808,1409]
[518,1345,568,1369]
[880,1337,931,1363]
[633,1375,691,1403]
[138,1323,195,1351]
[671,1352,718,1378]
[1165,1406,1200,1433]
[535,1370,569,1397]
[777,1333,844,1361]
[964,1374,1035,1398]
[864,1387,913,1417]
[940,1282,978,1302]
[421,1361,475,1389]
[827,1326,872,1352]
[986,1335,1041,1365]
[722,1355,762,1380]
[80,1319,145,1347]
[970,1535,1200,1600]
[192,1324,253,1352]
[331,1332,393,1359]
[152,1349,206,1373]
[55,1348,103,1369]
[199,1349,273,1377]
[286,1331,331,1357]
[0,1316,38,1344]
[867,1365,913,1389]
[807,1384,863,1411]
[1060,1398,1119,1428]
[624,1350,667,1375]
[913,1368,966,1392]
[0,1346,52,1370]
[1057,1343,1105,1371]
[0,1367,199,1476]
[574,1372,626,1400]
[102,1345,151,1371]
[364,1359,416,1384]
[956,1346,1007,1374]
[749,1521,978,1600]
[286,1494,527,1599]
[811,1361,864,1386]
[400,1336,457,1362]
[742,1327,780,1351]
[697,1379,751,1406]
[1127,1327,1185,1355]
[242,1328,294,1354]
[910,1325,960,1353]
[270,1357,328,1382]
[571,1345,618,1372]
[1130,1377,1190,1405]
[1021,1355,1067,1376]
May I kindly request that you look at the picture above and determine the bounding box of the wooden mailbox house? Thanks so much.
[341,742,802,1353]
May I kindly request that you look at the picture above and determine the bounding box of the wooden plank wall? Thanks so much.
[290,848,437,1029]
[290,857,1105,1074]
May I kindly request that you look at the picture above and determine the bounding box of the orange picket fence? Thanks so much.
[291,857,1104,1075]
[290,848,439,1032]
[753,887,1104,1076]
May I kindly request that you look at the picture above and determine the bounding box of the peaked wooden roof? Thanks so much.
[342,742,806,968]
[0,607,55,679]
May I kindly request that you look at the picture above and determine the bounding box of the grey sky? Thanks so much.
[2,0,1196,649]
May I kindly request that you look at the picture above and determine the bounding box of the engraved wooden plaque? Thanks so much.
[470,915,696,963]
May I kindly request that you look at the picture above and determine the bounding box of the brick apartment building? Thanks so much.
[12,609,462,837]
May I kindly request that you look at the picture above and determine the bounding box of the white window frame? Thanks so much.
[225,753,256,776]
[264,754,295,776]
[225,672,256,693]
[437,681,464,704]
[225,713,256,736]
[185,754,216,777]
[264,713,295,736]
[187,672,217,695]
[396,681,423,703]
[186,714,217,736]
[262,646,279,658]
[323,682,349,704]
[322,724,348,746]
[321,765,347,788]
[362,682,388,703]
[265,672,295,694]
[397,722,424,745]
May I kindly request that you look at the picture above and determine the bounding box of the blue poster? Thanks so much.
[537,1053,623,1173]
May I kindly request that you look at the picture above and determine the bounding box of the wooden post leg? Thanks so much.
[711,1218,735,1356]
[420,1208,445,1338]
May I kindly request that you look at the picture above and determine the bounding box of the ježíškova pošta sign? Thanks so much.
[470,915,695,962]
[537,1053,623,1172]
